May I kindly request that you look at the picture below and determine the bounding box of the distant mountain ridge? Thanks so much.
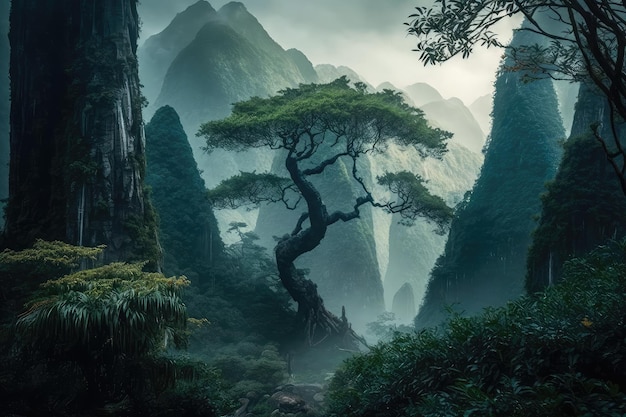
[138,0,218,108]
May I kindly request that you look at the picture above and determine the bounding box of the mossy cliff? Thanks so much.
[4,0,158,265]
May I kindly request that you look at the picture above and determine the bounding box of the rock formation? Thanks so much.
[138,0,217,109]
[4,0,158,265]
[391,282,416,323]
[0,1,9,230]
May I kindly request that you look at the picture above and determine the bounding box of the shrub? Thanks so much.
[326,239,626,416]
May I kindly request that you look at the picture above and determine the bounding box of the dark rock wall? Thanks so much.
[0,2,8,230]
[5,0,158,264]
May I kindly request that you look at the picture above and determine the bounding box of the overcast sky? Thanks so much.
[138,0,521,105]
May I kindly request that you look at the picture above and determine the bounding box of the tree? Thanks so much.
[198,77,453,348]
[406,0,626,193]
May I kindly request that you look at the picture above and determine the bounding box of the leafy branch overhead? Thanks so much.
[406,0,626,193]
[207,171,298,210]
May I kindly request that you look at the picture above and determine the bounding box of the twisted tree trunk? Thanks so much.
[275,155,367,349]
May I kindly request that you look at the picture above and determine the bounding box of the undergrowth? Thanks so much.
[327,239,626,417]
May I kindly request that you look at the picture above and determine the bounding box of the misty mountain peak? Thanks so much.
[219,1,248,14]
[138,0,218,106]
[187,0,216,13]
[217,1,283,55]
[404,82,444,108]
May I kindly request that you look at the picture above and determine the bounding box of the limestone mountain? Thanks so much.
[526,83,626,292]
[315,64,373,89]
[138,0,217,108]
[415,28,565,328]
[420,98,486,154]
[4,0,158,265]
[404,82,444,108]
[153,1,317,131]
[149,2,317,191]
[469,94,493,137]
[0,1,9,230]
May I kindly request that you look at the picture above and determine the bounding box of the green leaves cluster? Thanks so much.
[199,76,449,158]
[326,239,626,416]
[207,172,295,210]
[377,171,453,231]
[18,261,189,357]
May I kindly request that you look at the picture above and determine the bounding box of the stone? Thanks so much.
[269,391,307,414]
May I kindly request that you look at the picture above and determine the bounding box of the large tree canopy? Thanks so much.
[407,0,626,192]
[198,77,453,347]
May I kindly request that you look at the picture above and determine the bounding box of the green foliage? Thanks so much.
[0,241,230,415]
[184,231,296,349]
[406,0,624,87]
[122,196,162,270]
[17,262,189,357]
[0,238,104,275]
[377,171,453,230]
[526,85,626,293]
[327,239,626,416]
[365,312,413,343]
[209,343,288,399]
[199,76,449,158]
[145,105,223,277]
[146,358,233,417]
[416,28,565,328]
[208,172,294,210]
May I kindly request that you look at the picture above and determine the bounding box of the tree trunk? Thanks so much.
[276,155,367,350]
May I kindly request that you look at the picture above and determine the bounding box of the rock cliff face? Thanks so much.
[0,1,9,230]
[5,0,158,264]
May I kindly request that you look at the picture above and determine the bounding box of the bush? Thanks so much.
[210,343,288,399]
[326,239,626,416]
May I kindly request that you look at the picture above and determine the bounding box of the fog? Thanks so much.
[138,0,521,105]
